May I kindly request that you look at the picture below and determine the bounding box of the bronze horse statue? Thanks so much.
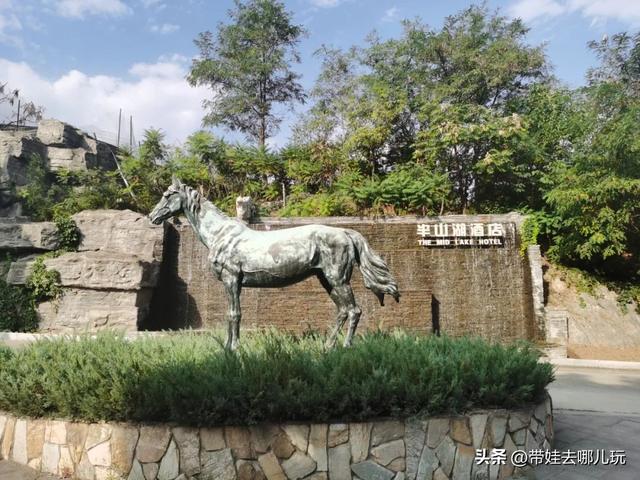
[149,178,400,349]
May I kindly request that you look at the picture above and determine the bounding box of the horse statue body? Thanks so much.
[149,178,400,349]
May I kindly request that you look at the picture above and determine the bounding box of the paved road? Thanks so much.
[531,366,640,479]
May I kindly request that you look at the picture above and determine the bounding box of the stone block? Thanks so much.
[42,442,60,474]
[158,439,179,480]
[470,414,488,448]
[201,427,226,451]
[37,119,84,148]
[59,446,74,477]
[350,422,372,465]
[12,419,27,464]
[72,209,164,262]
[111,425,139,475]
[5,254,37,284]
[426,418,449,449]
[258,452,287,480]
[452,444,474,479]
[489,415,508,447]
[38,288,153,333]
[45,420,67,445]
[328,443,351,480]
[371,421,404,447]
[46,146,95,171]
[416,446,437,480]
[250,424,281,454]
[327,423,348,448]
[435,436,456,478]
[283,424,309,452]
[450,417,472,445]
[403,420,425,480]
[87,439,111,467]
[142,462,159,480]
[67,423,89,464]
[1,417,15,459]
[225,426,254,459]
[201,448,236,480]
[43,250,160,290]
[308,424,327,471]
[172,427,200,476]
[351,460,395,480]
[370,439,405,466]
[281,451,316,479]
[128,459,145,480]
[0,221,59,251]
[27,419,45,461]
[136,425,171,463]
[271,432,295,459]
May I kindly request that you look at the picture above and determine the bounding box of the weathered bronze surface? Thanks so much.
[149,178,400,349]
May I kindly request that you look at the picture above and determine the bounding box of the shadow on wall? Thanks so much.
[145,222,202,330]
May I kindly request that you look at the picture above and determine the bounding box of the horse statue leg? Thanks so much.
[319,273,361,348]
[221,270,242,350]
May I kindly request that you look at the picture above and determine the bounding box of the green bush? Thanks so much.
[25,257,62,303]
[0,280,38,332]
[0,331,553,426]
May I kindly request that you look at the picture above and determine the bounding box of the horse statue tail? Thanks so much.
[346,230,400,306]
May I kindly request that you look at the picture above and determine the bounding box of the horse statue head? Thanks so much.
[148,177,185,225]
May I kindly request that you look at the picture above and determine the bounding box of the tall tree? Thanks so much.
[188,0,306,147]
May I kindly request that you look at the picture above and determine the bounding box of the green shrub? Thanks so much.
[25,257,62,303]
[0,331,554,425]
[54,215,80,251]
[0,280,38,332]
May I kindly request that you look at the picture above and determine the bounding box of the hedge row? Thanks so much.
[0,331,554,426]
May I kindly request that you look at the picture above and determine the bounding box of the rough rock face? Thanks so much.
[0,120,116,216]
[0,219,59,251]
[72,210,164,262]
[37,289,154,333]
[2,209,165,333]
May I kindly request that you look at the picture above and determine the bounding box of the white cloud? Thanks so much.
[382,6,399,23]
[509,0,640,24]
[149,22,180,34]
[48,0,132,19]
[0,56,211,144]
[310,0,342,8]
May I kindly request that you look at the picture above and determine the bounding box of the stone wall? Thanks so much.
[0,393,553,480]
[3,210,164,333]
[151,214,539,342]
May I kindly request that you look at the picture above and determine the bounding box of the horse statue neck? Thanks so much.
[177,185,233,245]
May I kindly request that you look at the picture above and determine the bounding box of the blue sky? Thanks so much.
[1,0,639,146]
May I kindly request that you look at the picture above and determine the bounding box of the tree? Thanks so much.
[0,82,44,125]
[188,0,306,147]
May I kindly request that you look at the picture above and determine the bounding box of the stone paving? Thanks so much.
[0,459,61,479]
[531,410,640,480]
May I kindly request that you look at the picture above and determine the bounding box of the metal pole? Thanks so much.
[116,109,122,147]
[15,99,20,128]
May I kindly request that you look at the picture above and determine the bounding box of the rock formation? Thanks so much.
[0,119,117,216]
[3,210,164,333]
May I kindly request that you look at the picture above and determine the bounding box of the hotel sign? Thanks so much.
[417,222,505,247]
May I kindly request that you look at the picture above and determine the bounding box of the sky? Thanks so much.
[1,0,639,147]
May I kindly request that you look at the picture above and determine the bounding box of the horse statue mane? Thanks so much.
[149,178,400,350]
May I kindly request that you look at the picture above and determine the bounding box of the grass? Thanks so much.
[0,330,554,426]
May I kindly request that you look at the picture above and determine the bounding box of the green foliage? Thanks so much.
[0,331,553,425]
[519,215,540,256]
[188,0,306,146]
[0,280,38,332]
[352,165,451,216]
[54,215,80,251]
[25,256,62,303]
